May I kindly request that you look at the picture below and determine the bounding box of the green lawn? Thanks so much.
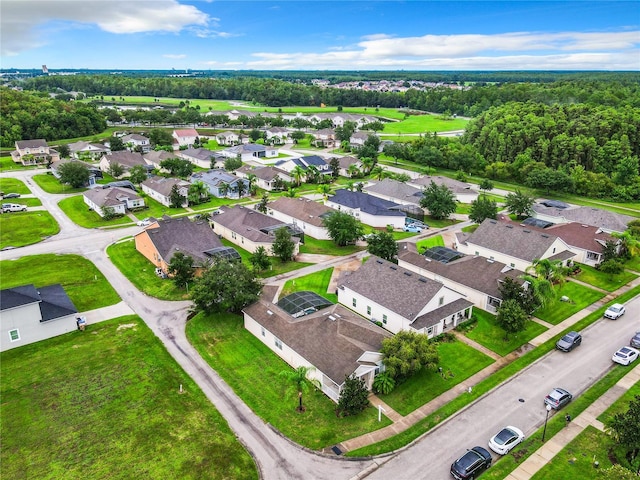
[573,263,638,292]
[378,339,494,416]
[32,173,86,194]
[281,268,337,303]
[625,256,640,273]
[58,195,131,228]
[0,157,35,172]
[0,211,60,249]
[136,195,189,218]
[107,239,190,301]
[299,236,363,255]
[6,197,43,207]
[186,312,392,450]
[381,115,469,134]
[1,316,257,480]
[416,235,445,252]
[0,254,120,311]
[464,309,548,356]
[533,282,605,325]
[0,177,31,194]
[597,382,640,424]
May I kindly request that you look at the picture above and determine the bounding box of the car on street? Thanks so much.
[450,446,492,479]
[604,303,626,319]
[2,193,21,199]
[544,387,573,410]
[630,332,640,349]
[2,203,27,213]
[556,331,582,352]
[403,224,423,233]
[612,346,639,366]
[488,426,525,455]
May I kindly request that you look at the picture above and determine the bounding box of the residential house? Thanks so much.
[335,156,363,177]
[11,139,60,166]
[265,127,291,144]
[267,197,334,240]
[211,205,301,255]
[178,148,225,169]
[83,186,145,217]
[243,298,389,402]
[140,176,191,207]
[309,113,376,128]
[143,150,177,170]
[310,129,337,148]
[1,284,78,352]
[530,201,635,234]
[172,129,200,149]
[121,133,151,153]
[409,175,478,203]
[275,155,332,180]
[455,218,575,272]
[398,242,525,313]
[337,256,473,338]
[67,140,110,160]
[50,158,103,186]
[99,151,151,177]
[189,170,250,199]
[222,143,279,163]
[134,216,232,275]
[325,189,406,229]
[364,179,425,216]
[235,165,292,191]
[215,131,240,146]
[349,131,373,149]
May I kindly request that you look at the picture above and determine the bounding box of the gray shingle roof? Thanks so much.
[16,139,48,149]
[213,205,300,243]
[328,189,406,217]
[84,186,142,207]
[339,256,444,320]
[103,151,147,168]
[410,175,472,194]
[0,284,77,321]
[267,197,333,228]
[364,179,423,205]
[141,177,190,197]
[532,203,635,233]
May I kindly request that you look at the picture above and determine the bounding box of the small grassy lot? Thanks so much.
[381,115,468,134]
[299,236,363,256]
[0,254,121,311]
[463,309,548,356]
[625,256,640,272]
[378,338,494,416]
[31,173,86,194]
[597,381,640,424]
[1,316,257,480]
[0,157,34,172]
[5,197,43,207]
[416,235,445,252]
[281,268,337,303]
[573,263,638,292]
[107,239,190,301]
[58,195,131,228]
[186,312,392,450]
[0,211,60,249]
[533,281,605,325]
[0,177,31,194]
[455,203,472,215]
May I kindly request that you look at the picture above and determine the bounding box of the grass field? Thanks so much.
[0,177,31,194]
[1,316,258,480]
[0,211,60,249]
[58,195,131,228]
[280,268,337,303]
[31,173,86,194]
[378,338,495,416]
[573,263,638,292]
[186,312,392,450]
[0,254,120,311]
[299,236,363,256]
[533,282,605,325]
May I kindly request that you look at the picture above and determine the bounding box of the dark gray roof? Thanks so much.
[84,186,142,207]
[411,298,474,330]
[138,216,222,264]
[179,148,220,162]
[337,156,360,169]
[409,175,472,194]
[328,189,406,217]
[301,155,329,167]
[16,139,48,149]
[0,284,41,310]
[243,299,390,386]
[0,284,77,321]
[339,256,444,320]
[364,179,423,205]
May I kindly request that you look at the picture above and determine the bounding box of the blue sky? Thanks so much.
[1,1,639,70]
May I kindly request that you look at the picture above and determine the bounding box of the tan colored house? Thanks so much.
[140,177,191,207]
[11,139,60,165]
[83,186,145,217]
[267,197,334,240]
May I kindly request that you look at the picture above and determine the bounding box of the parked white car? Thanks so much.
[488,426,525,455]
[604,303,626,320]
[612,346,639,366]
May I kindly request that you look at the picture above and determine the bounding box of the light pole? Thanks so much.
[542,404,552,442]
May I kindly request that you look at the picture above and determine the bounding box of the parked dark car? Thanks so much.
[556,331,582,352]
[2,193,20,199]
[631,332,640,349]
[545,387,573,410]
[450,446,492,479]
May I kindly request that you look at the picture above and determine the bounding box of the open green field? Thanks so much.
[58,195,131,228]
[0,211,60,249]
[463,309,548,356]
[1,316,257,480]
[382,115,468,134]
[0,178,31,194]
[533,281,605,325]
[0,254,121,311]
[280,268,337,303]
[186,312,391,450]
[32,173,86,194]
[378,338,494,416]
[573,263,638,292]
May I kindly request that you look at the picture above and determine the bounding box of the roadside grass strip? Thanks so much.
[573,263,638,292]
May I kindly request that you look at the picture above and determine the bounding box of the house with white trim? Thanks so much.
[409,176,478,203]
[68,140,110,160]
[267,197,334,240]
[11,139,60,166]
[172,129,199,149]
[325,189,406,229]
[530,201,635,234]
[83,186,145,217]
[188,170,250,199]
[121,133,151,153]
[235,165,292,191]
[140,176,191,207]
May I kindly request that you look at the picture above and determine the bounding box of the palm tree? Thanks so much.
[345,180,356,192]
[361,156,375,175]
[187,180,209,205]
[370,165,387,181]
[218,182,230,198]
[526,258,568,287]
[284,187,298,198]
[246,173,258,196]
[235,179,247,198]
[279,366,320,412]
[521,274,556,309]
[347,163,361,178]
[317,184,333,201]
[612,230,640,258]
[291,165,306,186]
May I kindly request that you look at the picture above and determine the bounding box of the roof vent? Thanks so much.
[418,277,427,283]
[266,310,273,315]
[541,234,549,238]
[490,220,497,224]
[506,225,513,228]
[404,271,412,276]
[328,315,336,321]
[376,259,383,264]
[390,265,397,270]
[523,229,531,233]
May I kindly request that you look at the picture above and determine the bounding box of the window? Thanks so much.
[439,296,444,306]
[9,329,20,342]
[475,251,479,256]
[510,263,515,268]
[427,326,434,336]
[261,326,265,337]
[382,314,387,324]
[367,306,371,316]
[352,298,357,307]
[274,337,282,350]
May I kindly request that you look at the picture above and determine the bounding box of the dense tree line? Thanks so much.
[0,88,106,147]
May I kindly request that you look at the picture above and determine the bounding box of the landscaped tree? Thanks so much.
[372,371,396,395]
[187,180,209,205]
[190,258,262,314]
[57,162,90,188]
[249,246,272,272]
[256,192,270,213]
[496,299,529,338]
[148,128,173,147]
[271,227,295,262]
[366,232,398,261]
[108,136,126,151]
[316,184,333,201]
[380,330,439,380]
[469,195,498,224]
[224,156,243,171]
[322,211,365,247]
[329,157,340,179]
[520,273,556,309]
[160,158,194,178]
[56,144,71,159]
[108,162,125,179]
[128,164,149,185]
[279,366,319,413]
[598,464,639,480]
[370,165,388,181]
[479,178,494,193]
[336,374,370,417]
[419,181,457,220]
[291,165,306,186]
[290,130,306,144]
[498,277,537,314]
[505,189,535,219]
[167,252,194,289]
[606,394,640,466]
[169,184,185,208]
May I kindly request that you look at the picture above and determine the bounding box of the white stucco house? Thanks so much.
[83,186,145,217]
[325,189,406,229]
[140,176,191,207]
[267,197,334,240]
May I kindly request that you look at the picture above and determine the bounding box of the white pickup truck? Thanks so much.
[2,203,27,213]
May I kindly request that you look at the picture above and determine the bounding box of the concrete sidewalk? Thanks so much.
[82,301,136,325]
[505,363,640,480]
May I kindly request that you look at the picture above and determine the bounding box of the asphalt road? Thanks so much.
[364,296,640,480]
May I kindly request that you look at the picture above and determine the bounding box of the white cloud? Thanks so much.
[1,0,210,56]
[163,54,187,59]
